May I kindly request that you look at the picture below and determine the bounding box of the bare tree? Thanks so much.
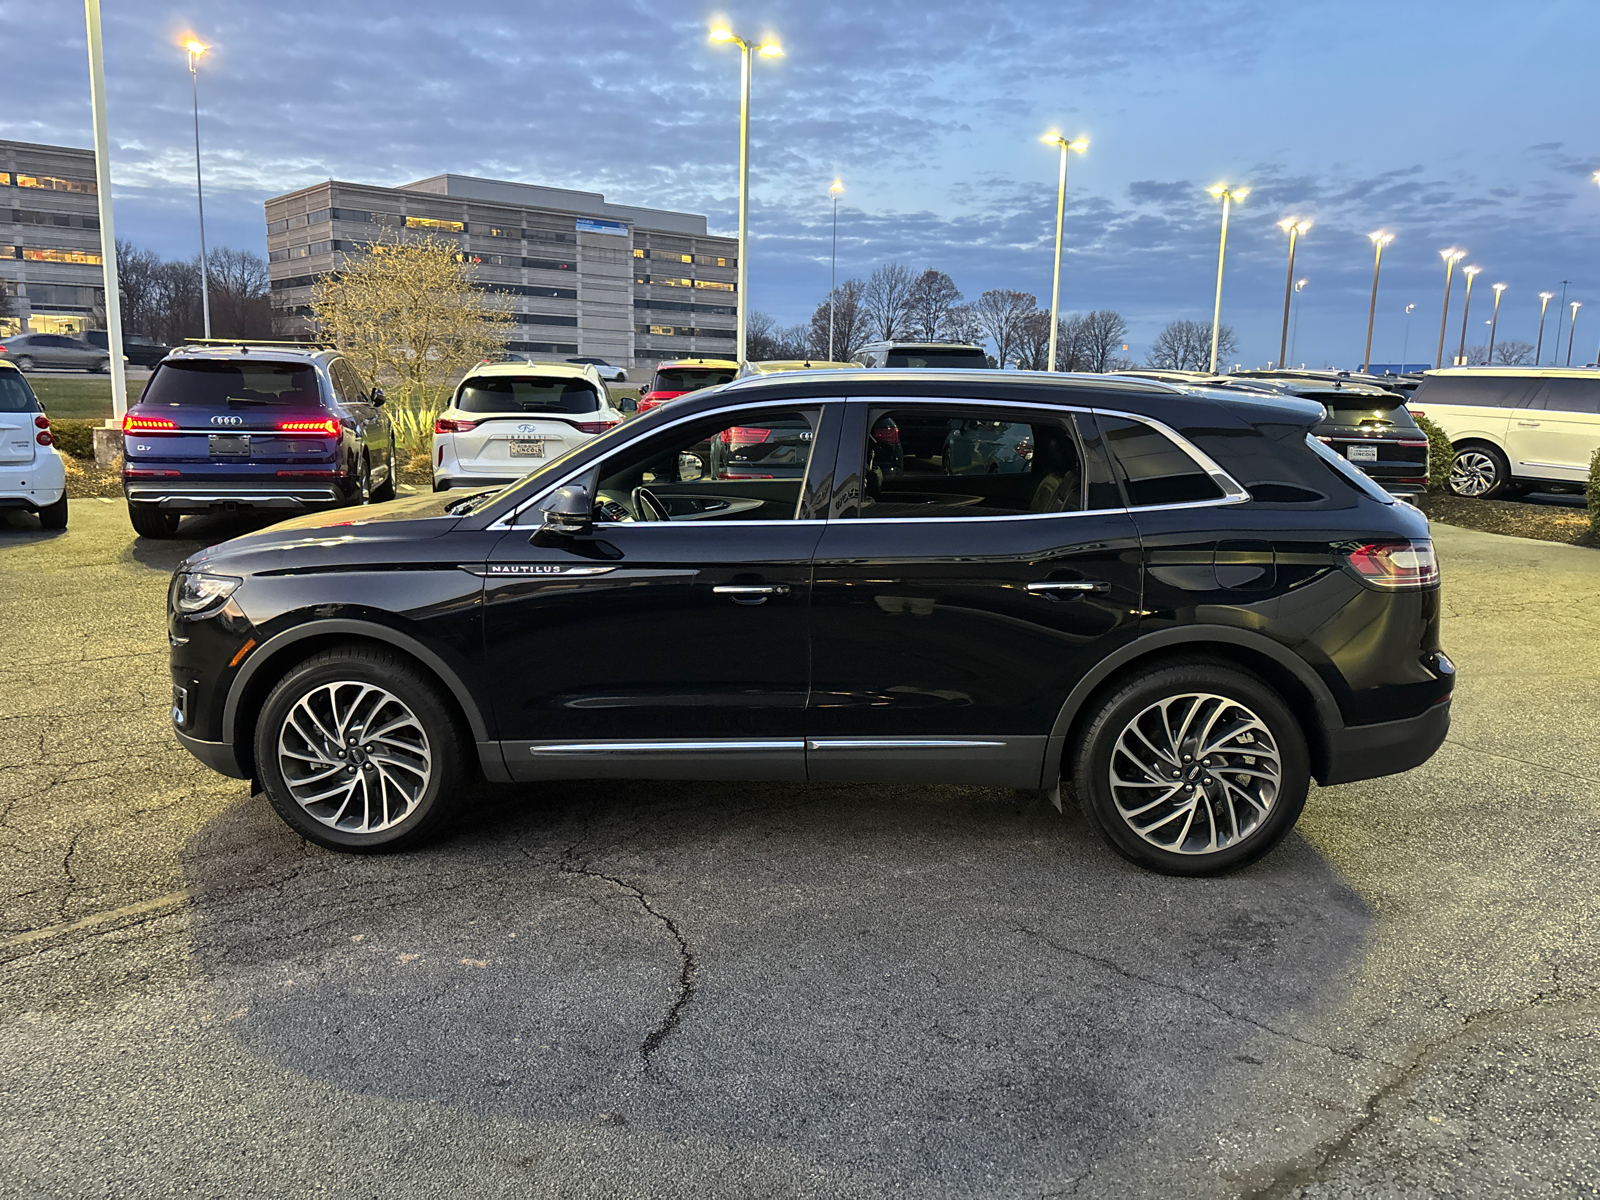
[941,303,985,349]
[207,247,273,338]
[114,240,165,337]
[1493,339,1534,365]
[1147,319,1235,371]
[905,269,961,341]
[809,279,870,361]
[974,289,1037,369]
[747,310,812,360]
[862,262,916,341]
[1077,309,1130,373]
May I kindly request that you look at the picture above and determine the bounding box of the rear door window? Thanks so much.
[457,376,600,415]
[139,360,322,406]
[1097,416,1227,507]
[1526,378,1600,414]
[1411,375,1539,408]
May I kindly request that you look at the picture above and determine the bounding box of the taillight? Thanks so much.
[36,430,53,446]
[572,420,619,434]
[720,426,772,446]
[869,425,901,445]
[1343,540,1439,590]
[278,418,341,436]
[1409,408,1426,419]
[34,415,50,430]
[124,414,177,432]
[435,417,478,434]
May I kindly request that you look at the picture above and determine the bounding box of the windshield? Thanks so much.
[0,372,39,413]
[654,367,736,392]
[456,376,599,415]
[140,360,321,406]
[884,348,989,369]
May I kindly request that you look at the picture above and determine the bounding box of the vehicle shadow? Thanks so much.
[181,779,1371,1192]
[125,511,283,570]
[0,510,66,539]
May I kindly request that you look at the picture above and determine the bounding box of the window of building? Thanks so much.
[525,228,577,245]
[649,325,677,336]
[21,248,102,265]
[0,174,9,186]
[305,209,332,225]
[516,313,579,327]
[506,340,580,354]
[266,218,289,235]
[522,258,576,272]
[484,226,519,239]
[694,280,736,292]
[11,210,98,230]
[695,255,733,268]
[632,248,645,258]
[287,214,308,229]
[659,277,693,288]
[333,208,371,223]
[14,174,96,194]
[405,216,466,232]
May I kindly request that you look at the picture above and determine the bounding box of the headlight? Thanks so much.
[173,571,242,614]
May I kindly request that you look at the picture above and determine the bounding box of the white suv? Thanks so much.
[1408,367,1600,497]
[0,361,67,528]
[432,362,624,492]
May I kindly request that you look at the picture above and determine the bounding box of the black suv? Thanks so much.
[122,344,397,538]
[168,370,1453,875]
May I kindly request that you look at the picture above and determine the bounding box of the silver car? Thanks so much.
[0,333,111,372]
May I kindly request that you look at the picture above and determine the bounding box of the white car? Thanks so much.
[1407,366,1600,497]
[0,361,67,529]
[566,356,627,383]
[433,361,624,492]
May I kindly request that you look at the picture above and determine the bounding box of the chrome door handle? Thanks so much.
[1516,421,1540,427]
[713,583,791,605]
[1027,580,1109,594]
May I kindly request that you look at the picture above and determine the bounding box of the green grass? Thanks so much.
[28,376,149,421]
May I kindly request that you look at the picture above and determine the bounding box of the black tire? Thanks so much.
[1070,661,1309,876]
[37,494,68,529]
[370,437,397,502]
[13,355,34,372]
[128,503,180,538]
[254,646,469,852]
[92,358,110,374]
[1447,442,1510,499]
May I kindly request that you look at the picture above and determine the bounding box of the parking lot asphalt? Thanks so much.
[0,502,1596,1199]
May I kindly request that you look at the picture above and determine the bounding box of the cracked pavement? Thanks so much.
[0,503,1596,1198]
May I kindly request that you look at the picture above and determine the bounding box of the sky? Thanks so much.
[5,0,1600,367]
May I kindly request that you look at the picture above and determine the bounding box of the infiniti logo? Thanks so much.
[210,415,245,427]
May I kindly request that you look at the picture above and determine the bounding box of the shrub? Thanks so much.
[49,418,98,460]
[1414,413,1454,493]
[1588,446,1600,534]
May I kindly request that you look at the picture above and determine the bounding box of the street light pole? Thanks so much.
[1535,291,1555,364]
[1041,134,1087,372]
[1455,266,1480,365]
[1552,280,1570,365]
[1290,278,1307,366]
[1362,230,1392,371]
[83,0,128,421]
[710,27,782,366]
[1401,302,1416,369]
[828,179,842,361]
[1276,218,1309,369]
[1566,302,1581,366]
[1207,184,1249,374]
[1435,248,1464,368]
[185,38,212,339]
[1487,283,1506,363]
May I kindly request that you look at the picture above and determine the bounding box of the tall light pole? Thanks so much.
[1486,282,1507,363]
[1553,280,1570,365]
[84,0,128,421]
[1435,248,1465,368]
[828,179,843,361]
[1207,184,1249,374]
[709,26,783,366]
[1566,301,1581,366]
[1401,302,1417,369]
[1455,265,1481,366]
[1290,278,1307,366]
[1535,291,1555,364]
[1362,230,1392,371]
[1276,217,1310,369]
[1040,134,1088,372]
[184,37,212,339]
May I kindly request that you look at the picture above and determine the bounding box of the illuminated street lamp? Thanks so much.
[1362,230,1392,371]
[1455,265,1481,366]
[1486,283,1507,363]
[1207,184,1249,373]
[828,179,843,360]
[1566,301,1582,366]
[1275,217,1310,370]
[1040,134,1088,371]
[1434,248,1465,368]
[183,36,212,338]
[1535,291,1555,364]
[709,26,783,364]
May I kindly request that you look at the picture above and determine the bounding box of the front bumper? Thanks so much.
[1319,697,1451,786]
[126,482,342,511]
[174,727,249,779]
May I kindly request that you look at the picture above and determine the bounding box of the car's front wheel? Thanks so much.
[128,503,180,538]
[1448,443,1510,498]
[254,647,468,852]
[1071,662,1309,876]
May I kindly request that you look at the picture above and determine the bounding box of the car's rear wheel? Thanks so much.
[37,494,68,529]
[13,356,34,371]
[1448,443,1510,498]
[92,358,110,374]
[128,503,180,538]
[254,647,468,852]
[1071,662,1309,876]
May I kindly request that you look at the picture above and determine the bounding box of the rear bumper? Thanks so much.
[125,482,343,511]
[433,475,519,491]
[0,455,67,509]
[1319,697,1451,786]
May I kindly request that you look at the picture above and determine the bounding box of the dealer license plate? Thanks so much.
[1346,444,1378,462]
[208,433,251,457]
[508,440,545,458]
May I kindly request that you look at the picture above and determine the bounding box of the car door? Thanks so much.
[39,336,72,368]
[805,398,1143,788]
[481,398,843,783]
[331,360,383,476]
[1503,377,1600,482]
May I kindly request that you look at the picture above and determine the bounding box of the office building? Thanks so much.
[265,174,737,369]
[0,139,106,337]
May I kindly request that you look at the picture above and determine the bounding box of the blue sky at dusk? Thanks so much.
[4,0,1599,365]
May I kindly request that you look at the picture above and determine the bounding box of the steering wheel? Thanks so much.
[631,486,671,522]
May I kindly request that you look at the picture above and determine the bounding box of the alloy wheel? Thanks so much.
[1107,692,1282,855]
[276,681,432,834]
[1449,450,1499,497]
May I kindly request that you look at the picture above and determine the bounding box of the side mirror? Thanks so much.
[530,485,593,545]
[369,387,386,406]
[678,452,705,482]
[619,396,638,413]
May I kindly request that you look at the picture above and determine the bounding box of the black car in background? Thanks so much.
[122,344,396,538]
[854,341,991,369]
[168,369,1452,876]
[85,330,170,367]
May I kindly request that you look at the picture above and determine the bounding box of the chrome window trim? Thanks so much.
[807,738,1007,750]
[1092,406,1251,504]
[529,739,804,754]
